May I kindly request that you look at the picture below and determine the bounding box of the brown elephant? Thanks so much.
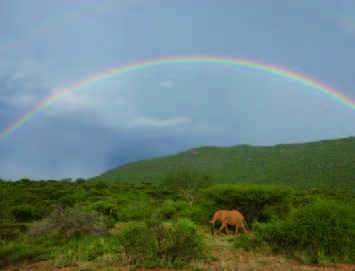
[210,210,247,236]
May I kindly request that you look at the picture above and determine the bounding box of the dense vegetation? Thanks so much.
[90,136,355,192]
[0,171,354,269]
[0,137,354,269]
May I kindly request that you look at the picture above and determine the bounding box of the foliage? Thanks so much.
[90,200,118,220]
[185,200,217,225]
[90,137,355,193]
[10,205,36,222]
[0,176,353,268]
[27,204,106,240]
[165,218,206,263]
[159,200,177,220]
[104,217,116,229]
[118,217,206,268]
[118,221,147,264]
[233,234,263,252]
[160,167,213,206]
[203,184,293,225]
[254,198,355,263]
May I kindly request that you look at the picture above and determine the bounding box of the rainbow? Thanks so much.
[1,55,354,140]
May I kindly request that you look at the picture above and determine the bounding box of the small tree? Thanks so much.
[160,168,213,207]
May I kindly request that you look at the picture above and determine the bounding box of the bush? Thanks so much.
[174,200,190,213]
[259,202,292,223]
[11,205,35,222]
[27,204,106,240]
[0,240,43,262]
[91,201,118,220]
[58,195,76,208]
[115,193,154,222]
[165,218,205,263]
[118,217,206,268]
[159,200,177,220]
[233,234,262,252]
[116,202,154,222]
[104,217,116,229]
[185,202,216,225]
[255,199,355,263]
[118,222,148,264]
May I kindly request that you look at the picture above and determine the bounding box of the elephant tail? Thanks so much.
[209,212,219,224]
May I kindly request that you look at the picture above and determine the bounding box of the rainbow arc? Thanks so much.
[1,55,354,141]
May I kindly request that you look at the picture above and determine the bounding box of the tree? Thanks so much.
[160,167,213,207]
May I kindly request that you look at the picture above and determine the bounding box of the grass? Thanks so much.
[1,223,354,270]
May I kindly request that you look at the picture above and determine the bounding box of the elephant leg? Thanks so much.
[235,225,238,236]
[219,222,226,235]
[219,221,228,235]
[218,224,223,235]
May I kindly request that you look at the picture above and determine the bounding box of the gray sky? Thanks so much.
[0,0,354,180]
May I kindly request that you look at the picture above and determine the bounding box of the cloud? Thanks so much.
[334,15,355,39]
[316,1,355,39]
[160,80,174,88]
[196,121,209,130]
[128,116,192,128]
[0,59,57,110]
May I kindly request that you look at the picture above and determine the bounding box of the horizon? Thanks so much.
[1,135,353,181]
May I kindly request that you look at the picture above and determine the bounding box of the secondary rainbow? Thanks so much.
[1,55,354,140]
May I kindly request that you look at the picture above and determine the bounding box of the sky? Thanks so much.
[0,0,355,180]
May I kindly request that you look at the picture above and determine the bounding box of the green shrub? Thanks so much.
[91,201,118,220]
[0,241,43,262]
[174,200,190,213]
[165,218,205,263]
[185,203,215,225]
[159,200,177,220]
[27,204,106,240]
[58,195,76,208]
[118,217,206,268]
[255,199,355,263]
[11,205,35,222]
[259,202,292,223]
[115,193,154,222]
[233,234,262,252]
[104,217,116,229]
[118,222,148,263]
[116,202,154,222]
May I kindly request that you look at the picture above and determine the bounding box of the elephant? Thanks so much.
[210,210,247,236]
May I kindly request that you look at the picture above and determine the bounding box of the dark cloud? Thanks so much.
[0,0,354,180]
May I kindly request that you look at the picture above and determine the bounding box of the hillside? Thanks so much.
[91,136,355,192]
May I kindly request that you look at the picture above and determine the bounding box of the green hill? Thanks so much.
[91,136,355,192]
